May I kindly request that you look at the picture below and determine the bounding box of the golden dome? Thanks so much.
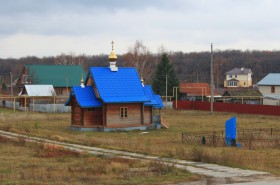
[108,41,117,62]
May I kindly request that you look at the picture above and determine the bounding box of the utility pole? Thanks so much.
[165,73,168,109]
[210,43,214,114]
[10,72,13,96]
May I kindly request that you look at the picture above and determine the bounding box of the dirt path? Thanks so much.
[0,130,279,185]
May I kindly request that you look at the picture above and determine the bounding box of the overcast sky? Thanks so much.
[0,0,280,58]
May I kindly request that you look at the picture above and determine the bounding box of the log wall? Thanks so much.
[144,106,152,124]
[71,100,82,126]
[106,103,142,126]
[83,108,103,126]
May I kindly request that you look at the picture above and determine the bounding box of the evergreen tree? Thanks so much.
[152,53,179,97]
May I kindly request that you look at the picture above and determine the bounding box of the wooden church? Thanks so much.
[65,42,163,131]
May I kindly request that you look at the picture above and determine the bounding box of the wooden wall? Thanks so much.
[71,100,82,126]
[83,108,103,126]
[106,103,142,126]
[144,106,152,124]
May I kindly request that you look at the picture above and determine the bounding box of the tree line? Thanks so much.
[1,47,280,93]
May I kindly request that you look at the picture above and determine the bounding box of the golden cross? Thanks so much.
[111,41,114,50]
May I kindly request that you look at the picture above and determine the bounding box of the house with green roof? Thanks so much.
[16,65,86,96]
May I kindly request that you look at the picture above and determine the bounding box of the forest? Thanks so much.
[0,49,280,90]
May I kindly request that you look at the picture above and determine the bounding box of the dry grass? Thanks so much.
[0,136,197,185]
[1,108,280,175]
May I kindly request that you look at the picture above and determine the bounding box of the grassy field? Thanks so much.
[0,135,197,185]
[0,108,280,175]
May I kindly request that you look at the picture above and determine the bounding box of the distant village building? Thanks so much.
[16,65,86,96]
[65,42,163,131]
[257,73,280,106]
[179,82,221,101]
[18,85,56,107]
[222,89,262,104]
[224,68,253,88]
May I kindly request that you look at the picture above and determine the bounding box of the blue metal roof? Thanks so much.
[143,85,159,106]
[143,85,163,108]
[154,95,164,108]
[65,86,102,108]
[257,73,280,86]
[90,67,149,103]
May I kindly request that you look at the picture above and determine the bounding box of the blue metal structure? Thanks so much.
[225,116,237,146]
[65,86,102,108]
[89,67,149,103]
[143,85,163,108]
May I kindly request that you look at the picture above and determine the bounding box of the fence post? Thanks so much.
[182,132,184,143]
[24,96,27,113]
[212,131,215,146]
[271,128,273,138]
[53,96,56,113]
[249,133,253,150]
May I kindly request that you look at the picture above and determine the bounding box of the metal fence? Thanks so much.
[182,128,280,149]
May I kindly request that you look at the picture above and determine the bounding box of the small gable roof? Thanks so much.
[257,73,280,86]
[180,83,210,96]
[143,85,163,108]
[25,65,86,87]
[20,85,56,96]
[225,68,252,75]
[89,67,149,103]
[180,82,221,96]
[223,89,262,97]
[226,78,239,82]
[65,86,102,108]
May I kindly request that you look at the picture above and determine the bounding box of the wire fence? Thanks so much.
[182,128,280,149]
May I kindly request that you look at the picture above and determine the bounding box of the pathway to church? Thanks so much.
[0,129,279,185]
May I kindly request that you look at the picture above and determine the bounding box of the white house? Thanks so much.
[224,68,253,88]
[257,73,280,106]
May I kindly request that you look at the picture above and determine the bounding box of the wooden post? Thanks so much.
[175,87,178,109]
[201,88,203,102]
[13,97,16,112]
[141,103,144,125]
[212,131,215,146]
[24,96,27,113]
[249,133,253,149]
[53,96,56,113]
[33,97,35,112]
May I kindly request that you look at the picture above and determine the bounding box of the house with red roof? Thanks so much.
[65,42,163,131]
[179,82,221,101]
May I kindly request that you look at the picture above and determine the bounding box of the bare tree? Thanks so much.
[124,40,153,82]
[54,52,85,66]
